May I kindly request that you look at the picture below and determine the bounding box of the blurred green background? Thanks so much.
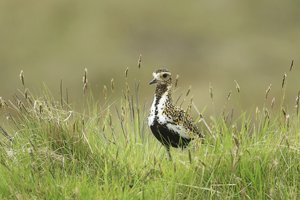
[1,0,299,113]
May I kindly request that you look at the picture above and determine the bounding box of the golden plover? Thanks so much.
[148,69,203,159]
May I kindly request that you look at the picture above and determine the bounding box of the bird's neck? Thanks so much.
[154,84,172,105]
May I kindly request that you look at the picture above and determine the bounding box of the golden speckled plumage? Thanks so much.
[148,68,203,158]
[162,104,201,137]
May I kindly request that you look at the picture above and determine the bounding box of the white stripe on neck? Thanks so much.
[148,86,171,126]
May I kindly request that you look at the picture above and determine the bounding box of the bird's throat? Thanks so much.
[154,84,172,106]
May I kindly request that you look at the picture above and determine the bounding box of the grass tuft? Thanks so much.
[0,67,299,199]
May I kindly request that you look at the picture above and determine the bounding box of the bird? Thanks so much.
[148,68,203,160]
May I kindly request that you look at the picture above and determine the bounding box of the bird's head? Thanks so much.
[149,68,172,86]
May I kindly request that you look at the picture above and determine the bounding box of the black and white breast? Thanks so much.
[148,93,192,148]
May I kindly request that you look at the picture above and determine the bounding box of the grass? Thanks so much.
[0,66,299,199]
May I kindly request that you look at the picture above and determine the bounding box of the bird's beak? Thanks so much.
[149,78,157,85]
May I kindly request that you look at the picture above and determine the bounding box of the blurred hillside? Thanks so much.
[0,0,299,113]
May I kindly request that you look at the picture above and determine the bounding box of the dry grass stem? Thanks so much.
[191,102,213,137]
[82,130,94,154]
[0,126,12,141]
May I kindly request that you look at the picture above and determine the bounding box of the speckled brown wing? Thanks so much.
[170,106,203,138]
[183,112,203,138]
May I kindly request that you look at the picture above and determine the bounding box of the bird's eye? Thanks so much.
[162,73,168,78]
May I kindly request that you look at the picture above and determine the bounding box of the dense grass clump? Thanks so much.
[0,67,299,199]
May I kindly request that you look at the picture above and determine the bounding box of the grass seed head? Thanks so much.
[289,60,294,71]
[111,78,115,92]
[186,97,193,114]
[0,97,4,108]
[271,97,275,109]
[83,68,88,94]
[39,104,43,114]
[264,108,270,120]
[103,85,108,101]
[186,86,191,97]
[188,149,192,164]
[24,88,29,100]
[137,54,142,68]
[281,73,287,88]
[281,107,287,119]
[174,74,179,88]
[121,106,126,116]
[125,67,129,78]
[227,91,232,101]
[234,80,240,93]
[265,84,272,100]
[296,91,300,116]
[19,70,25,87]
[109,113,112,126]
[209,83,213,101]
[285,114,290,128]
[199,113,204,119]
[232,134,240,149]
[255,107,260,119]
